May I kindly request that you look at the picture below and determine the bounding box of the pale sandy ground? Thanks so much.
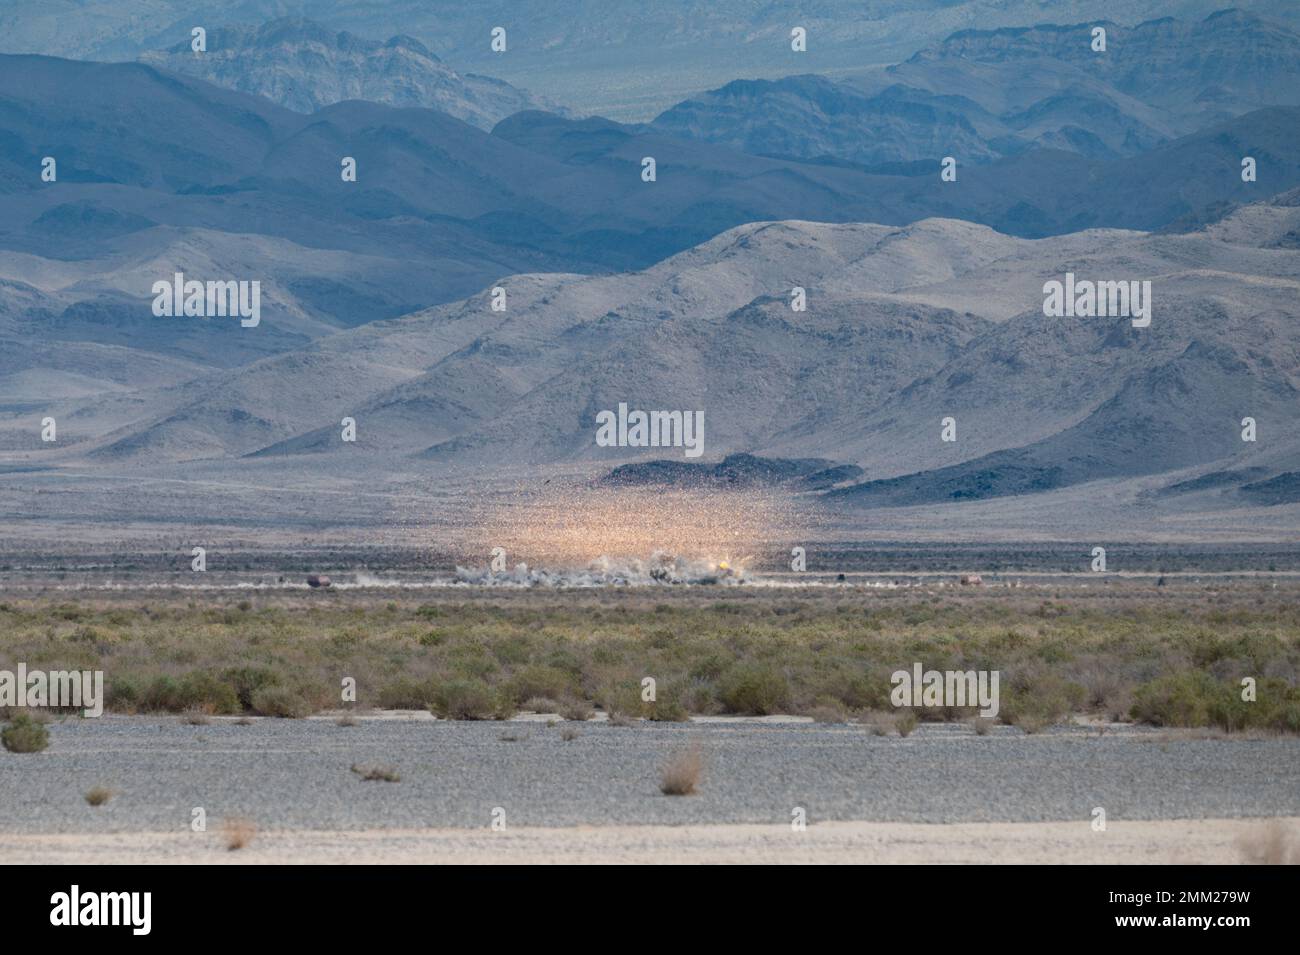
[4,818,1296,864]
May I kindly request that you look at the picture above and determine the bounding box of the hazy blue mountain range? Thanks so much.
[0,5,1297,541]
[3,1,1298,119]
[656,77,1019,166]
[138,18,568,130]
[654,10,1300,165]
[0,48,1296,423]
[897,8,1300,117]
[2,53,1293,269]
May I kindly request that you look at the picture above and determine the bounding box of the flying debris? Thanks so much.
[455,552,750,587]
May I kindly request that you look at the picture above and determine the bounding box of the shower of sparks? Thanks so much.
[476,484,810,568]
[389,469,833,576]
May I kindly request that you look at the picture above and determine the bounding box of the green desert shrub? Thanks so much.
[138,675,185,712]
[1134,673,1300,733]
[2,714,49,753]
[802,697,851,724]
[141,671,240,714]
[430,679,508,720]
[558,698,594,721]
[1272,701,1300,734]
[376,677,439,710]
[643,689,690,723]
[1236,678,1300,733]
[249,685,310,718]
[598,680,649,721]
[221,666,281,710]
[802,669,890,712]
[504,664,578,705]
[717,663,789,715]
[998,669,1085,730]
[1130,671,1220,727]
[106,676,141,711]
[594,678,688,722]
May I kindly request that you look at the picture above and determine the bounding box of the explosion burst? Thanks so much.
[450,479,822,583]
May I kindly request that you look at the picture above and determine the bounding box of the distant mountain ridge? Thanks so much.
[5,53,1295,278]
[654,76,1014,166]
[4,1,1299,120]
[138,17,568,130]
[655,10,1300,165]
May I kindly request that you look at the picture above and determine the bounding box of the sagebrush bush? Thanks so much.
[505,664,578,705]
[717,663,789,715]
[1132,672,1300,732]
[803,697,850,723]
[660,745,703,795]
[250,685,310,718]
[431,679,508,720]
[376,677,439,710]
[221,666,281,710]
[558,698,594,721]
[643,691,690,722]
[1131,671,1222,727]
[2,713,49,753]
[998,668,1085,730]
[808,670,891,711]
[140,672,240,715]
[598,680,648,721]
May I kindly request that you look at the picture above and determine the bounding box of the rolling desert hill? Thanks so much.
[16,202,1297,518]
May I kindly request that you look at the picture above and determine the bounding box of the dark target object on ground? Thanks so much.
[306,575,332,588]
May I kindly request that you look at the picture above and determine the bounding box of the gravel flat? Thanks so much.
[1,715,1297,834]
[7,818,1294,865]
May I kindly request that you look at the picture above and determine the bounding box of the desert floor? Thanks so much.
[6,817,1295,864]
[2,715,1296,864]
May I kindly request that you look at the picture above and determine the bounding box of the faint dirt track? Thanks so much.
[4,818,1294,865]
